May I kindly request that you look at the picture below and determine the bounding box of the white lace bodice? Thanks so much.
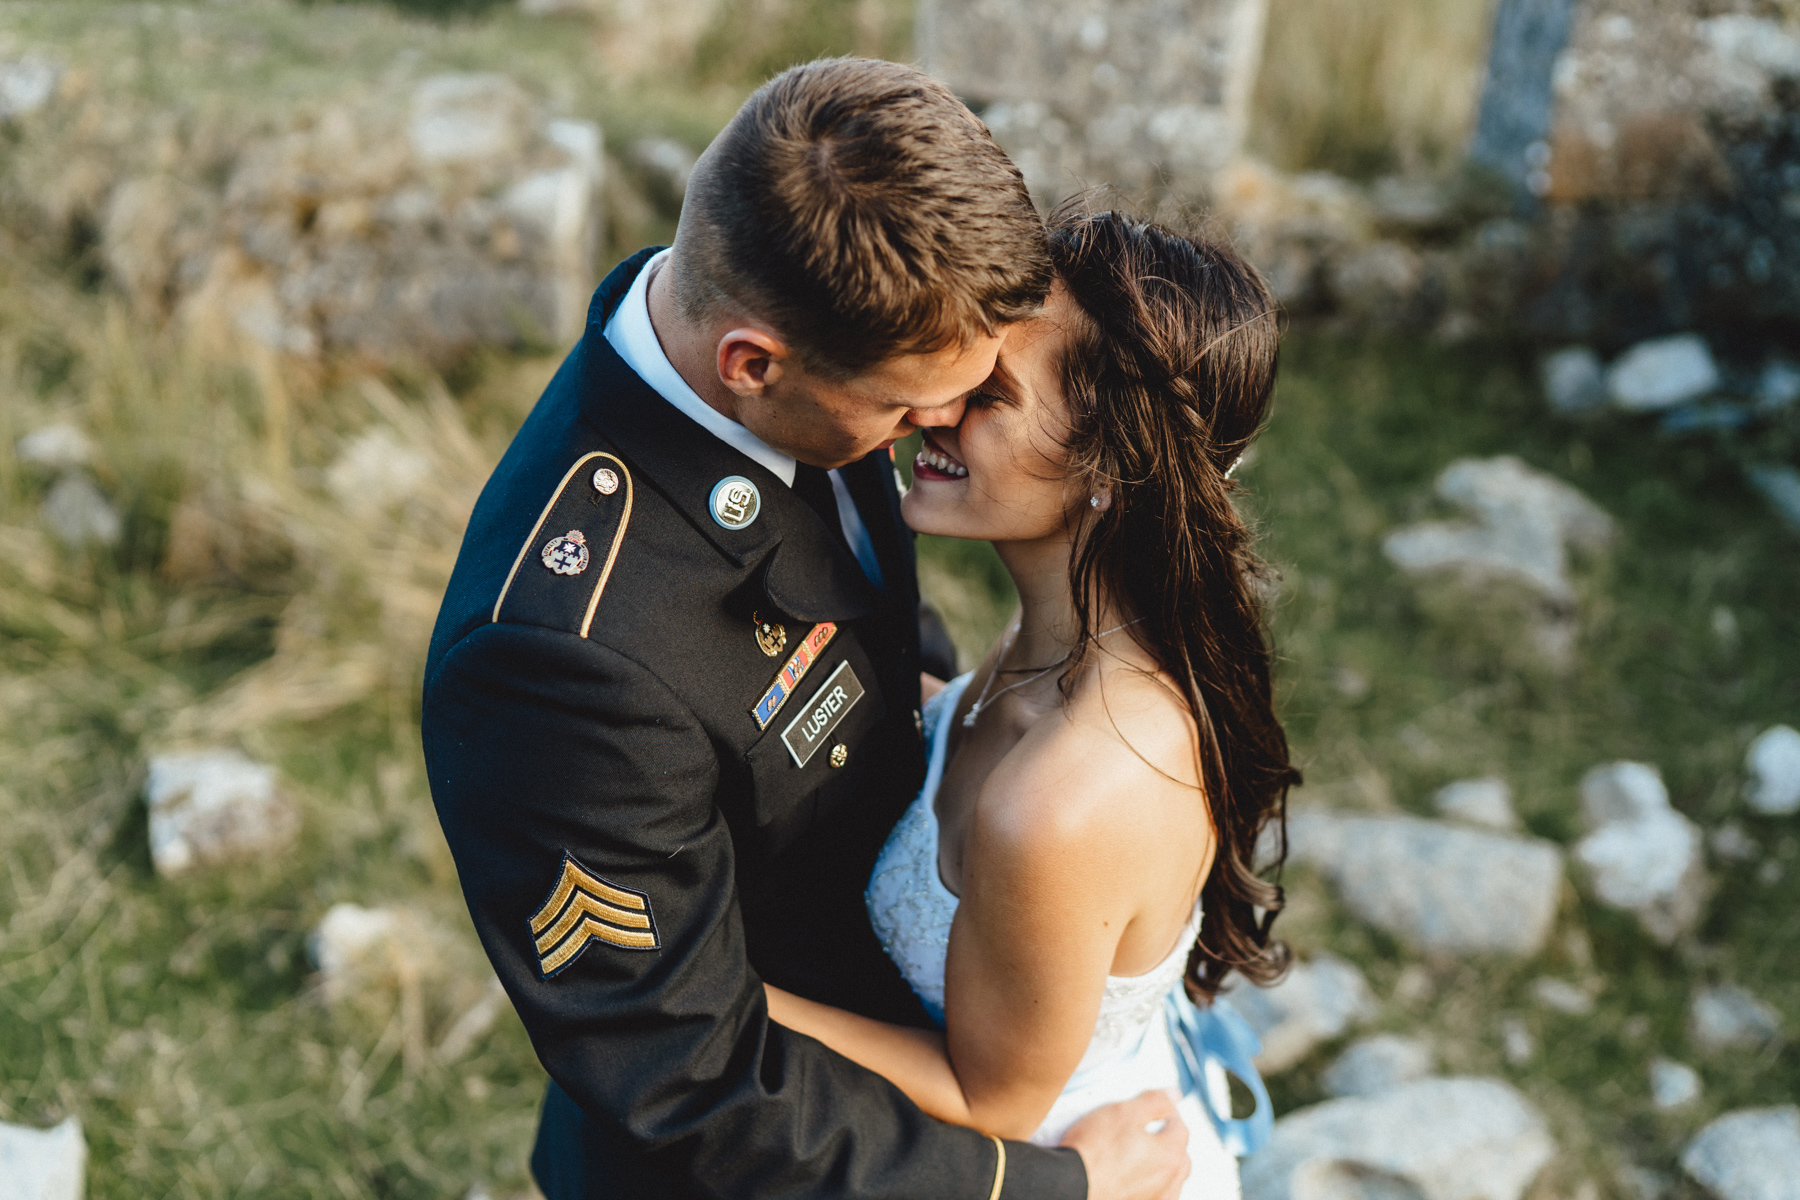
[865,673,1203,1074]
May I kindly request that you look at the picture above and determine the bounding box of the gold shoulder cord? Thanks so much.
[986,1135,1006,1200]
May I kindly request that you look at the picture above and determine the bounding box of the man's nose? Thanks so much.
[906,394,968,429]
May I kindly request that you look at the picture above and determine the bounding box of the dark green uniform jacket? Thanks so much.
[422,250,1086,1200]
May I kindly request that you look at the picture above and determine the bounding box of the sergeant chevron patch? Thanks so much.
[530,853,660,976]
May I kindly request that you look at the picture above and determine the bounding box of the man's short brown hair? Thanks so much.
[673,57,1051,378]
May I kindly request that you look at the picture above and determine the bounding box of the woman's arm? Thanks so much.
[768,731,1153,1138]
[764,985,979,1128]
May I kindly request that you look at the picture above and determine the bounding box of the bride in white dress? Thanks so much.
[766,210,1298,1200]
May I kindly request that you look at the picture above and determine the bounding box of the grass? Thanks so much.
[1249,0,1501,179]
[3,1,1797,1197]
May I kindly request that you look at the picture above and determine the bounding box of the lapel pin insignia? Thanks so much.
[709,475,760,530]
[592,467,620,495]
[541,529,590,576]
[753,612,787,658]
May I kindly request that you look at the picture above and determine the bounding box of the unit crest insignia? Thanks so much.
[753,612,787,658]
[530,853,660,976]
[541,529,590,576]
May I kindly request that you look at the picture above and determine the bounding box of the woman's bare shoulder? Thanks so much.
[976,659,1205,861]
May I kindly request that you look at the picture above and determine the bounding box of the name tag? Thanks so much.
[780,660,865,768]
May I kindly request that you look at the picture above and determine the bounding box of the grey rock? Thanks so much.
[1745,726,1800,815]
[409,74,534,165]
[1650,1058,1701,1110]
[0,1116,85,1200]
[1746,465,1800,534]
[41,472,122,548]
[1573,763,1707,943]
[1225,953,1377,1072]
[309,903,414,1003]
[1241,1077,1555,1200]
[1699,16,1800,82]
[1709,822,1761,863]
[1541,347,1606,415]
[1329,241,1426,323]
[1382,456,1615,605]
[1531,977,1595,1015]
[1580,761,1669,825]
[16,423,94,471]
[0,56,58,121]
[326,428,431,513]
[1432,777,1518,831]
[1606,335,1721,411]
[1500,1017,1535,1066]
[144,750,297,876]
[1681,1106,1800,1200]
[1755,361,1800,412]
[919,0,1267,205]
[1370,176,1456,234]
[1690,984,1781,1051]
[1287,811,1564,957]
[1321,1035,1435,1098]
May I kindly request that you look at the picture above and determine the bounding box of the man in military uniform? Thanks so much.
[423,58,1190,1200]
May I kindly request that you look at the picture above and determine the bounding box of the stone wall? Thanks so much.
[1474,0,1800,346]
[918,0,1267,205]
[3,65,603,367]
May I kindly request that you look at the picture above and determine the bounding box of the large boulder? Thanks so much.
[1225,953,1377,1073]
[1382,456,1615,606]
[917,0,1268,205]
[1241,1077,1555,1200]
[1572,763,1707,943]
[0,1116,85,1200]
[1287,811,1564,957]
[1681,1106,1800,1200]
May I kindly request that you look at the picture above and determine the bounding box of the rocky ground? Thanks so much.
[1,3,1797,1200]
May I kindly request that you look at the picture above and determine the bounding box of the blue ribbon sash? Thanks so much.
[1163,990,1273,1157]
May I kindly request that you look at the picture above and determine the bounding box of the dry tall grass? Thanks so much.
[0,237,564,1197]
[1251,0,1501,177]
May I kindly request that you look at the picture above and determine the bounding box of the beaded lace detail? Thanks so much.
[866,673,1202,1069]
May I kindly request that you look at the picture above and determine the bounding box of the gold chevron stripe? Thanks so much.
[541,918,658,972]
[531,859,647,935]
[534,890,653,955]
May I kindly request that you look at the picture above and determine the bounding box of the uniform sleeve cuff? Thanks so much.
[998,1140,1086,1200]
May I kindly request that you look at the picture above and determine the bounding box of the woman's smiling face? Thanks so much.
[901,285,1086,544]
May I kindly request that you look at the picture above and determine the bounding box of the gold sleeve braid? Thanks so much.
[986,1135,1006,1200]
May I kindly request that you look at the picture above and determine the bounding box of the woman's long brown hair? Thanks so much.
[1049,207,1299,1002]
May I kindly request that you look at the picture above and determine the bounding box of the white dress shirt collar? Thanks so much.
[602,249,796,487]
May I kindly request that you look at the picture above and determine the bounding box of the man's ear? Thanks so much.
[717,327,789,397]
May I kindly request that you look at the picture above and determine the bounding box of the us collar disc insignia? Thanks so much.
[530,852,660,977]
[781,660,866,768]
[751,621,837,729]
[592,466,620,495]
[754,612,787,658]
[709,475,760,530]
[541,529,590,576]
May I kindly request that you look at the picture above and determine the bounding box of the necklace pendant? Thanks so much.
[961,705,979,729]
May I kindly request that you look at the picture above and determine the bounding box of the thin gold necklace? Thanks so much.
[961,617,1145,729]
